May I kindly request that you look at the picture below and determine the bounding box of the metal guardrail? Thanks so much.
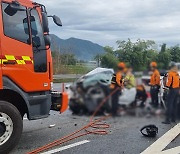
[53,74,83,79]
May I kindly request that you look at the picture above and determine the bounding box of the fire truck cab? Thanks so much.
[0,0,68,153]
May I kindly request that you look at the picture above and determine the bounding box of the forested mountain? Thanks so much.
[50,34,104,60]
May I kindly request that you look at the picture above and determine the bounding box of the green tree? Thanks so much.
[61,53,77,65]
[103,46,115,55]
[95,40,176,71]
[116,39,157,71]
[157,51,171,69]
[169,45,180,62]
[94,54,101,67]
[145,49,158,67]
[100,46,118,69]
[161,43,166,53]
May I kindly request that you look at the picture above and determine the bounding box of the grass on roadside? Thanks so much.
[54,64,95,74]
[53,78,77,83]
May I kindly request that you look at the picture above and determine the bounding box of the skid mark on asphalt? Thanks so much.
[141,123,180,154]
[41,140,90,154]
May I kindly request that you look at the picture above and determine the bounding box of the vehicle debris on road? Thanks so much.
[140,125,158,138]
[49,124,56,128]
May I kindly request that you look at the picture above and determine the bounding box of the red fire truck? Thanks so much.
[0,0,68,153]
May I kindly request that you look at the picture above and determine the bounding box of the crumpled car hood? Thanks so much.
[79,68,114,88]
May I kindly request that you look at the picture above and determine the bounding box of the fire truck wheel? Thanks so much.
[0,101,23,154]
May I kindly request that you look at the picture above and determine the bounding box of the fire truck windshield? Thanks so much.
[2,2,47,73]
[2,2,30,44]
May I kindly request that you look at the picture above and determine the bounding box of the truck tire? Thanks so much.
[0,101,23,154]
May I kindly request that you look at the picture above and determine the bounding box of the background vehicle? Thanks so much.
[0,0,68,153]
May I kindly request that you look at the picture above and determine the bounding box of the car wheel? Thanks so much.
[85,86,106,113]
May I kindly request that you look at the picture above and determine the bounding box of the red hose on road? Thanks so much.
[27,88,119,154]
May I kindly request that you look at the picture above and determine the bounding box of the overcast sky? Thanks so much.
[36,0,180,47]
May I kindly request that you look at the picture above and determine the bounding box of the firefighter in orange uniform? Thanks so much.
[162,63,180,124]
[110,62,126,116]
[149,62,160,108]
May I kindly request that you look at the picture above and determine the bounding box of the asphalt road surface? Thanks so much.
[10,83,180,154]
[11,110,180,154]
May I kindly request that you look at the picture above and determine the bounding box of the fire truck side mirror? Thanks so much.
[4,1,26,16]
[10,1,26,11]
[53,15,62,26]
[42,12,49,33]
[44,34,51,47]
[32,36,41,48]
[47,15,62,27]
[23,18,29,35]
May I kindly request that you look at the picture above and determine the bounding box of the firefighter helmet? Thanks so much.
[150,62,157,67]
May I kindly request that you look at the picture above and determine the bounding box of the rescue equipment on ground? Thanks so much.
[28,88,119,154]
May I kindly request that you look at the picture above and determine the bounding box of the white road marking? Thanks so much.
[141,123,180,154]
[161,146,180,154]
[23,118,28,120]
[41,140,90,154]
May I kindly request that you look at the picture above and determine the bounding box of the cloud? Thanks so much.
[36,0,180,47]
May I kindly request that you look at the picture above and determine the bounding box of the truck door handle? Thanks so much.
[3,61,16,65]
